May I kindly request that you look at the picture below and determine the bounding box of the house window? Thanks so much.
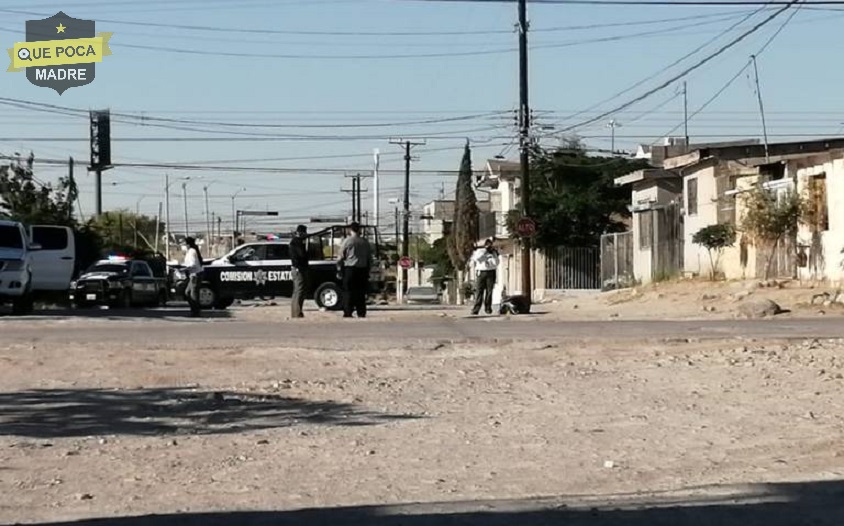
[807,173,829,232]
[716,174,737,225]
[686,178,698,216]
[638,211,653,249]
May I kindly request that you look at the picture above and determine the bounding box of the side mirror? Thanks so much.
[227,255,237,263]
[28,243,42,251]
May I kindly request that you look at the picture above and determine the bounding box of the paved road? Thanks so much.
[3,306,844,348]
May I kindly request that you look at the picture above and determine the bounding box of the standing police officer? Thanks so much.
[290,224,309,318]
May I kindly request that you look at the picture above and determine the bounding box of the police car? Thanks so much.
[193,224,384,311]
[69,255,167,308]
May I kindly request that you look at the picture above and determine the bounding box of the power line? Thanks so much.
[559,0,802,133]
[654,0,803,142]
[556,4,770,125]
[0,7,761,36]
[411,0,844,5]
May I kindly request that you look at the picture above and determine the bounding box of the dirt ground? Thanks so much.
[3,292,844,524]
[535,277,844,321]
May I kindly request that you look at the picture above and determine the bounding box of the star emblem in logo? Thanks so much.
[254,269,268,286]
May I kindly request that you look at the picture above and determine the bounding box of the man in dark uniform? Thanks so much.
[289,224,309,318]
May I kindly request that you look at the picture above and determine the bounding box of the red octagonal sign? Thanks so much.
[399,256,413,269]
[516,217,537,238]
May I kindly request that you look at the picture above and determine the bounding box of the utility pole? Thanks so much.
[751,55,770,163]
[342,173,367,224]
[155,201,162,254]
[231,187,245,248]
[517,0,533,303]
[683,81,690,147]
[373,149,380,229]
[181,181,189,238]
[390,138,426,295]
[164,173,171,261]
[607,119,621,155]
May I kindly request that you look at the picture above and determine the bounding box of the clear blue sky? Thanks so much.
[1,0,842,235]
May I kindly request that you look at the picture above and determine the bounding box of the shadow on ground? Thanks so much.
[23,480,844,525]
[0,387,419,438]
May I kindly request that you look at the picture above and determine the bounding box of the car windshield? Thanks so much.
[0,225,23,249]
[86,264,129,274]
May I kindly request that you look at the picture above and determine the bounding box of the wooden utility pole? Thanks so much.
[390,138,426,295]
[517,0,533,304]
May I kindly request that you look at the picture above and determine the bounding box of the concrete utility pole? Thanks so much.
[390,138,426,295]
[517,0,533,303]
[181,181,189,238]
[164,173,171,261]
[231,187,246,248]
[607,119,622,154]
[373,149,380,229]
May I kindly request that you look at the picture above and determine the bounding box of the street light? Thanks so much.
[202,181,217,248]
[231,187,246,247]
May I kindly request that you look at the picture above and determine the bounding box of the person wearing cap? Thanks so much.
[470,238,499,315]
[289,224,309,318]
[338,222,372,318]
[182,236,204,317]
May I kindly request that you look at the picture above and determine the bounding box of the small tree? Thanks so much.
[692,223,736,280]
[447,142,480,303]
[740,185,806,280]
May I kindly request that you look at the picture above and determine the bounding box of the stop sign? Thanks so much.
[399,256,413,269]
[516,217,537,238]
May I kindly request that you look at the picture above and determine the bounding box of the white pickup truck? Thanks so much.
[0,220,76,315]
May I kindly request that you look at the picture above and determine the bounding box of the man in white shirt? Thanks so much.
[470,238,499,315]
[182,236,203,317]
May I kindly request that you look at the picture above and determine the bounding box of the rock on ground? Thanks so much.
[737,299,783,319]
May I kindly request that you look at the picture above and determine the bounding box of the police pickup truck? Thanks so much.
[192,224,384,311]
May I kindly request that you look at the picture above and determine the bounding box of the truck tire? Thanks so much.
[198,284,216,309]
[315,282,342,311]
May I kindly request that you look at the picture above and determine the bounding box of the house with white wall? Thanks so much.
[660,138,844,282]
[613,168,683,285]
[419,199,455,244]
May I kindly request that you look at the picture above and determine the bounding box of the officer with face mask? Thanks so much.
[289,224,309,318]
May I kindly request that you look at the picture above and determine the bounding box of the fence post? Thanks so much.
[613,233,620,288]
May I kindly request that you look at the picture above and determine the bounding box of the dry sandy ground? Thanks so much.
[534,277,844,321]
[3,323,844,524]
[234,277,844,323]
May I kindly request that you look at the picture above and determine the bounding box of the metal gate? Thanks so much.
[544,246,601,289]
[601,232,634,290]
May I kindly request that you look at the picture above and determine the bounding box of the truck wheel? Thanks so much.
[315,282,342,311]
[11,291,34,316]
[198,285,216,309]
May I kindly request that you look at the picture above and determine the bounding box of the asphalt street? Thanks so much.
[3,305,844,349]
